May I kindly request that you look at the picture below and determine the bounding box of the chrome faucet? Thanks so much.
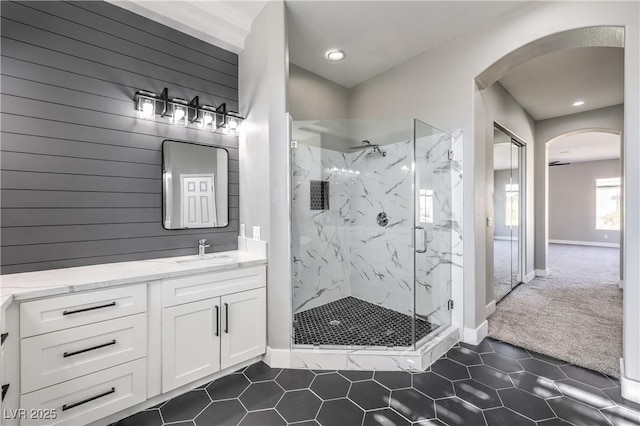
[198,239,210,257]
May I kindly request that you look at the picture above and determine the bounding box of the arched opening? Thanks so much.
[475,26,625,377]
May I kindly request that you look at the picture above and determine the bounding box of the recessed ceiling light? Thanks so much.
[326,49,345,61]
[572,100,585,106]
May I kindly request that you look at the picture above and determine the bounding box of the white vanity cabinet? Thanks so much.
[161,266,266,393]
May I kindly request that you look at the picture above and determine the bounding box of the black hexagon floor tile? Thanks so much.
[239,381,285,411]
[363,408,411,426]
[276,369,316,390]
[310,373,351,400]
[446,346,483,366]
[348,380,391,411]
[238,410,286,426]
[489,340,531,360]
[546,396,612,426]
[554,378,616,409]
[244,361,281,382]
[508,371,561,399]
[529,350,570,366]
[117,338,640,426]
[469,364,514,390]
[497,387,555,421]
[206,373,250,400]
[435,397,486,425]
[519,358,567,381]
[316,398,364,426]
[559,364,617,389]
[453,379,501,410]
[481,352,524,374]
[483,407,536,426]
[431,358,470,381]
[194,399,246,426]
[373,371,412,389]
[389,388,435,422]
[276,390,322,423]
[413,372,455,400]
[160,390,211,423]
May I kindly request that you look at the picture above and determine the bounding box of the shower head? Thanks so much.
[348,140,387,157]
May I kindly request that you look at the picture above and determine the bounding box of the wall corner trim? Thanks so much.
[462,321,489,346]
[485,300,496,318]
[525,271,536,283]
[264,347,291,369]
[535,268,550,278]
[620,358,640,404]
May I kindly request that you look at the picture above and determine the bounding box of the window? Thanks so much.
[419,189,433,223]
[596,177,621,230]
[505,183,519,227]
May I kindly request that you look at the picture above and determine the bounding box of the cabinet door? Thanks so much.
[162,299,220,392]
[220,288,266,370]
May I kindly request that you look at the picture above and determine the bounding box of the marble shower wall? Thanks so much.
[292,143,353,313]
[348,141,414,315]
[292,129,460,323]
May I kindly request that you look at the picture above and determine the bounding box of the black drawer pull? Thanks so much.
[63,302,116,316]
[63,340,117,358]
[215,305,220,337]
[62,387,115,411]
[224,303,229,334]
[1,332,8,346]
[2,384,9,401]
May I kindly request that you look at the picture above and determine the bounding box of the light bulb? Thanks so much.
[140,99,154,118]
[203,113,213,126]
[228,118,238,130]
[174,108,185,121]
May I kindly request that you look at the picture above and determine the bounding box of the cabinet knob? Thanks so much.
[2,384,9,401]
[0,332,7,346]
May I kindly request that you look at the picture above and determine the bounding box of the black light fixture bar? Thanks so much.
[133,87,244,134]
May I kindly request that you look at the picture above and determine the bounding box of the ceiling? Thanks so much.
[498,47,624,121]
[287,1,531,88]
[549,131,620,164]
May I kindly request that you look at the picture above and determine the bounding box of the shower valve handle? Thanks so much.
[415,226,428,253]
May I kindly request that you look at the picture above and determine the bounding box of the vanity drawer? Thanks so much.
[20,358,146,426]
[21,314,147,394]
[162,266,266,307]
[20,284,147,337]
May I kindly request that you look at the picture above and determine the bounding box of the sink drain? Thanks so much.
[329,320,341,326]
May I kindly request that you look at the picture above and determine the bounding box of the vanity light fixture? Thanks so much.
[326,49,345,61]
[133,87,244,135]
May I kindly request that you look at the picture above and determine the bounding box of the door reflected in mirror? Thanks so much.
[162,140,229,229]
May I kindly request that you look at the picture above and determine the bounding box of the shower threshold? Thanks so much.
[294,296,438,348]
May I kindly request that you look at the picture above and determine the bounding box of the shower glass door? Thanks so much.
[413,119,452,343]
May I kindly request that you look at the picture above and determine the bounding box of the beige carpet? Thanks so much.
[488,244,622,377]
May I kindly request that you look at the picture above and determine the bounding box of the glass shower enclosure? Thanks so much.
[290,118,452,350]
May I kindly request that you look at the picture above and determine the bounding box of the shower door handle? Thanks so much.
[415,226,428,253]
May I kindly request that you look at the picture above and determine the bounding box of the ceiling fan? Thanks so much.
[549,160,571,167]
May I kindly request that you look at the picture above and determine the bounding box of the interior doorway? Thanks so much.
[493,124,526,302]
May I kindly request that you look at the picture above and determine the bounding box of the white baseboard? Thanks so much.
[549,239,620,248]
[463,320,488,346]
[620,358,640,404]
[485,300,496,317]
[494,236,517,241]
[264,347,290,368]
[618,279,624,289]
[525,271,535,283]
[535,268,550,278]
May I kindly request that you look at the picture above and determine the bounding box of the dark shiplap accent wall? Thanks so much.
[0,1,239,274]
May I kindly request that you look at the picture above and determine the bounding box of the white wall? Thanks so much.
[549,159,621,245]
[535,104,624,269]
[289,64,349,120]
[239,0,291,351]
[346,1,640,395]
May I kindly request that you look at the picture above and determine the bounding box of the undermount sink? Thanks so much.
[176,254,235,265]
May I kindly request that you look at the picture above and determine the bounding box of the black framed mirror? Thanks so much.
[162,140,229,229]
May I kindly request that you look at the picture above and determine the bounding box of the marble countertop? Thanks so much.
[0,248,267,311]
